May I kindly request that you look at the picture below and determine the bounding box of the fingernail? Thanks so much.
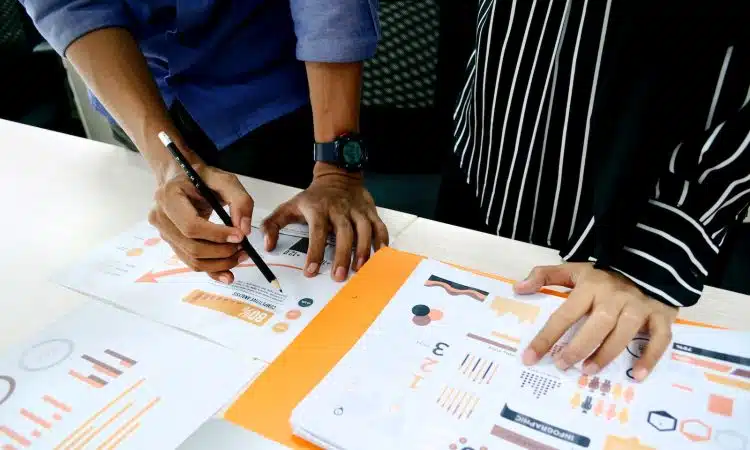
[634,367,649,381]
[513,280,530,292]
[219,274,231,284]
[227,234,242,244]
[306,262,319,274]
[334,266,347,281]
[583,362,600,375]
[521,348,538,366]
[241,217,251,234]
[356,257,366,271]
[238,252,249,263]
[264,235,271,250]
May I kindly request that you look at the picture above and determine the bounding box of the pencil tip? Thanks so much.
[271,279,282,292]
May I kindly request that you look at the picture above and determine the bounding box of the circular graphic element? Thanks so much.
[428,309,444,321]
[0,375,16,407]
[272,323,289,333]
[412,315,431,326]
[286,310,302,320]
[626,337,649,358]
[19,339,74,372]
[298,298,314,308]
[333,407,344,416]
[143,237,161,246]
[626,368,635,380]
[412,304,430,317]
[126,248,144,257]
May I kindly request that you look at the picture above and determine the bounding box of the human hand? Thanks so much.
[148,162,254,284]
[514,263,678,381]
[261,163,389,282]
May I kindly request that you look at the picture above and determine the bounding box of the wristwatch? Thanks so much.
[313,132,368,172]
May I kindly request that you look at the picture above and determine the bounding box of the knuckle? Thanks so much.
[619,308,646,325]
[181,221,202,239]
[592,308,619,326]
[147,208,160,226]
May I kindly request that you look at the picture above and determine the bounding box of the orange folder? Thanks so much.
[224,247,718,448]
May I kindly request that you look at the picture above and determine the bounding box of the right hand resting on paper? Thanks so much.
[148,162,254,285]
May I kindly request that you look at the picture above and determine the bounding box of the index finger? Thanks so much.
[523,287,593,366]
[160,186,244,244]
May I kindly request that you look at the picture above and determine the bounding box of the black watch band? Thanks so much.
[313,132,368,171]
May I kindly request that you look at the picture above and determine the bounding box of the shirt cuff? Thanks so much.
[604,198,719,307]
[296,37,378,63]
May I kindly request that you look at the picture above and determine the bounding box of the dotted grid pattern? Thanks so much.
[519,370,561,399]
[362,0,440,109]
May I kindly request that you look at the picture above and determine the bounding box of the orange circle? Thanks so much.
[427,309,443,321]
[286,310,302,320]
[272,323,289,333]
[126,248,143,257]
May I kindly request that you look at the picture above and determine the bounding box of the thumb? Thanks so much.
[202,168,254,235]
[514,264,577,294]
[261,202,301,251]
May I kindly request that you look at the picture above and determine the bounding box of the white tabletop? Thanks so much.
[393,218,750,331]
[2,118,749,449]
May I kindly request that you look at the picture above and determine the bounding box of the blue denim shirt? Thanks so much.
[19,0,380,149]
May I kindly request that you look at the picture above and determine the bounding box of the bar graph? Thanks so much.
[69,349,137,389]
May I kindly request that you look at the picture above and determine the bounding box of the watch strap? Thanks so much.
[313,141,337,163]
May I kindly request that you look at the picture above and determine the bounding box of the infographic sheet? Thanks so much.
[291,259,750,450]
[0,302,258,450]
[57,216,343,363]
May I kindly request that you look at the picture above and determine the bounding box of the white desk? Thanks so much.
[2,118,749,449]
[0,119,416,449]
[393,218,750,331]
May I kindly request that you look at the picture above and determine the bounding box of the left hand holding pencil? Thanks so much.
[148,160,254,284]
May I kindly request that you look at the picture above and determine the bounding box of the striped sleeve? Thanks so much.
[608,103,750,307]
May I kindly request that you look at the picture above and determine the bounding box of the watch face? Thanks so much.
[342,141,363,166]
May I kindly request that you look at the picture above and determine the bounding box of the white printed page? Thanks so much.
[56,217,342,363]
[0,302,258,450]
[291,259,750,450]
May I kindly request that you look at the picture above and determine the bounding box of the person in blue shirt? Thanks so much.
[19,0,389,285]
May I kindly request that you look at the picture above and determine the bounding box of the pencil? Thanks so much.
[157,131,282,292]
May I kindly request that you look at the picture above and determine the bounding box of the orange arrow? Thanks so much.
[136,263,304,282]
[612,384,622,401]
[593,399,604,417]
[570,392,581,409]
[618,407,629,424]
[606,404,617,420]
[623,386,634,404]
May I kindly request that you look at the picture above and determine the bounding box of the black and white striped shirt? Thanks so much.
[453,0,750,307]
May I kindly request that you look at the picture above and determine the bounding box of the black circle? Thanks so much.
[298,298,314,308]
[333,407,344,416]
[412,304,430,317]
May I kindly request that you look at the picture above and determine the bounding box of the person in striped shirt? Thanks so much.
[435,0,749,380]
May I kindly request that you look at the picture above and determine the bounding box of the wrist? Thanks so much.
[131,117,202,185]
[313,162,364,182]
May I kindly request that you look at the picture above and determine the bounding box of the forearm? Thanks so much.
[305,61,364,179]
[65,28,200,182]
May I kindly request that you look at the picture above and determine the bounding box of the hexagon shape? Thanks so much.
[680,419,712,442]
[648,411,677,431]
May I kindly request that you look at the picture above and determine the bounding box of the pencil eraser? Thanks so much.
[158,132,172,147]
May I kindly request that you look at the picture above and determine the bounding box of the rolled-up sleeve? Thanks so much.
[19,0,131,56]
[289,0,380,63]
[608,102,750,307]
